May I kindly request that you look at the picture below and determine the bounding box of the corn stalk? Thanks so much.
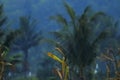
[47,47,69,80]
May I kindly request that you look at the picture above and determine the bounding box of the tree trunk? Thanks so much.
[23,49,29,77]
[80,66,85,80]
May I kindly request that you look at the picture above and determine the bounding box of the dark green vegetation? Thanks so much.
[0,4,22,80]
[48,2,120,80]
[11,16,43,77]
[0,1,120,80]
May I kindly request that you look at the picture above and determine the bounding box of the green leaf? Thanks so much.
[84,6,92,14]
[64,2,75,21]
[90,12,106,21]
[12,54,23,58]
[51,31,65,39]
[92,30,109,46]
[11,59,22,64]
[50,14,68,27]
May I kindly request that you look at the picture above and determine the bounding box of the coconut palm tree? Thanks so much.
[11,16,43,76]
[50,2,115,79]
[0,3,23,80]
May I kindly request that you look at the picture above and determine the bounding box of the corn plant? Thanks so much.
[47,47,69,80]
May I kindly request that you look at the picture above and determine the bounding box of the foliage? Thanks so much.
[50,2,115,79]
[10,16,43,76]
[0,45,22,80]
[0,3,23,80]
[0,4,15,47]
[47,47,69,80]
[0,4,7,33]
[0,46,11,80]
[11,16,43,51]
[97,48,120,80]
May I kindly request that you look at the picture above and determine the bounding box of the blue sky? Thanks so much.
[1,0,120,31]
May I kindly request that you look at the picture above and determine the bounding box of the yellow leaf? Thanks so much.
[55,47,65,56]
[47,52,63,63]
[62,57,65,77]
[55,68,63,80]
[5,62,12,66]
[64,66,69,80]
[1,52,6,57]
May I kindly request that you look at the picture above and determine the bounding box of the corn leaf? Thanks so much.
[64,66,69,80]
[47,52,63,63]
[55,68,63,80]
[55,47,65,56]
[62,57,65,77]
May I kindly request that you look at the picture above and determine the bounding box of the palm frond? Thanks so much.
[0,17,7,27]
[51,31,69,40]
[50,14,68,27]
[64,2,75,22]
[90,11,106,21]
[83,6,92,15]
[92,30,110,46]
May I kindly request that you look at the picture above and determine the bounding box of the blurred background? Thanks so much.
[0,0,120,80]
